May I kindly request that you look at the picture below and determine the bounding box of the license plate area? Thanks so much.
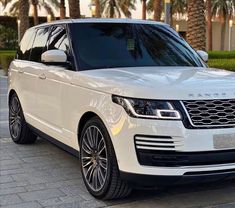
[214,134,235,150]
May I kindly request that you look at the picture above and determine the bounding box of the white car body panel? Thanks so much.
[71,67,235,100]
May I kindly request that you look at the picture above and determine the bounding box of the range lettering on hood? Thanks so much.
[188,93,229,98]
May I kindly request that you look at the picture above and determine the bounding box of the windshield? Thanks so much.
[70,23,205,70]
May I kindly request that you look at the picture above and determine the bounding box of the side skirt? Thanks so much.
[28,124,80,158]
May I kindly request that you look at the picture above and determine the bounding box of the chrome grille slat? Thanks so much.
[182,99,235,127]
[134,136,184,151]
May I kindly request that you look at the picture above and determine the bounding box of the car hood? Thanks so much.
[71,67,235,100]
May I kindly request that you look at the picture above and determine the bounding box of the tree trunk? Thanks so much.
[109,0,115,18]
[207,0,212,51]
[170,0,173,26]
[60,0,66,19]
[68,0,81,18]
[142,0,147,20]
[187,0,206,51]
[31,0,39,25]
[95,0,101,17]
[153,0,162,21]
[220,17,226,51]
[19,0,29,40]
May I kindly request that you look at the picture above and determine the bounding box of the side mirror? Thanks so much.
[197,50,208,63]
[41,49,67,64]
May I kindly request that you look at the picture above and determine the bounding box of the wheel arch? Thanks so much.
[77,111,99,143]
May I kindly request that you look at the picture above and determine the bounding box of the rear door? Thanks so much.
[11,28,39,122]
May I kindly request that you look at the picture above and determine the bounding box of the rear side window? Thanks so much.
[30,27,50,62]
[17,28,36,60]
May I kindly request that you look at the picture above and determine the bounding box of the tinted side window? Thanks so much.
[17,28,36,60]
[48,26,70,55]
[30,27,50,62]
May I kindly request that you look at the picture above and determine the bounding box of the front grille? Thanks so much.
[182,100,235,127]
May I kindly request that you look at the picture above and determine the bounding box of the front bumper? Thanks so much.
[108,109,235,177]
[120,169,235,187]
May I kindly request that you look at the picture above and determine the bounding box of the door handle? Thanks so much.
[38,73,46,80]
[18,69,24,74]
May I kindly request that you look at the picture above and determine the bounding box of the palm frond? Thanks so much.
[9,1,19,16]
[41,1,55,18]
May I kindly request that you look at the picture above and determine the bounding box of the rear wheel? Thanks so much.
[9,93,37,144]
[80,116,132,200]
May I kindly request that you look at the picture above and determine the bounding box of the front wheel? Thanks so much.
[80,116,132,200]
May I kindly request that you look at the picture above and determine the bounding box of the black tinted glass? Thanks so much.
[17,28,35,60]
[30,27,50,62]
[48,26,69,54]
[70,23,204,70]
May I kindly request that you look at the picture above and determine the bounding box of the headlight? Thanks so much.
[112,95,181,120]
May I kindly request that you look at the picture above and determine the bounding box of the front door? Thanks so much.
[33,25,74,144]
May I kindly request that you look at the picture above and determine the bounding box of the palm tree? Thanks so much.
[170,0,187,26]
[31,0,39,25]
[153,0,162,21]
[212,0,235,50]
[19,0,30,40]
[68,0,81,18]
[146,0,162,21]
[8,0,59,25]
[95,0,101,17]
[147,0,186,22]
[207,0,213,50]
[171,0,187,15]
[187,0,206,51]
[60,0,66,19]
[100,0,136,18]
[141,0,147,19]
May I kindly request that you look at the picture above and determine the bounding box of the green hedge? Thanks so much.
[208,59,235,71]
[0,51,16,75]
[208,51,235,59]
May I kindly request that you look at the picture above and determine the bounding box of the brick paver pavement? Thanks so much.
[2,75,235,208]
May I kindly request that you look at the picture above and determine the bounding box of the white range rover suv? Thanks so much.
[8,19,235,199]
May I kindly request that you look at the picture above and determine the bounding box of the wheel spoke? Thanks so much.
[97,138,104,154]
[92,127,99,149]
[92,168,98,190]
[86,130,94,149]
[87,165,95,183]
[97,166,105,186]
[99,157,107,170]
[82,138,92,155]
[98,140,105,155]
[82,157,92,168]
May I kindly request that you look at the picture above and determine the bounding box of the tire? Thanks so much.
[9,93,37,144]
[79,116,132,200]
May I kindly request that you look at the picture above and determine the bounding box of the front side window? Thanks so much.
[70,23,205,70]
[30,27,50,62]
[48,26,70,54]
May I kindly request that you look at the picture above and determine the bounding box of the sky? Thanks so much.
[0,1,144,19]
